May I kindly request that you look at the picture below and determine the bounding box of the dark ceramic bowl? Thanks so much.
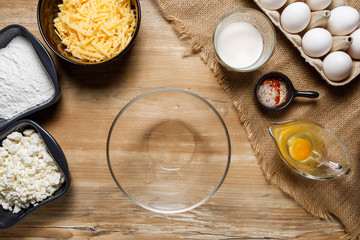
[37,0,141,66]
[0,119,71,229]
[255,72,319,111]
[0,24,60,131]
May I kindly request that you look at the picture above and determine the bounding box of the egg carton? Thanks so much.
[254,0,360,86]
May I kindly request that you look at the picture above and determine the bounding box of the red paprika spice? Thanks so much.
[257,79,287,108]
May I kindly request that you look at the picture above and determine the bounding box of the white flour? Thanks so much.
[0,36,55,120]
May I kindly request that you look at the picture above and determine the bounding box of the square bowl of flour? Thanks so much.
[0,119,71,229]
[0,24,60,132]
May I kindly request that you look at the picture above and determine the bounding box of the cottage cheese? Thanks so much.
[0,129,65,213]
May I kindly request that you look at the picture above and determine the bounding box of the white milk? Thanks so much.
[216,21,264,69]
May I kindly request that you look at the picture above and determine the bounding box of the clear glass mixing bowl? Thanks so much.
[107,88,231,213]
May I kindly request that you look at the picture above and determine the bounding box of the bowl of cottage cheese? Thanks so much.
[0,119,71,229]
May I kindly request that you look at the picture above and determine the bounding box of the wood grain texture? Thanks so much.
[0,0,346,239]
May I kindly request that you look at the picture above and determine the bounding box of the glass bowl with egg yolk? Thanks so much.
[268,120,350,180]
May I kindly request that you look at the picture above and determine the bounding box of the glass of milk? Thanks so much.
[213,8,276,72]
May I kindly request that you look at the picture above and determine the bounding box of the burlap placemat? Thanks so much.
[156,0,360,238]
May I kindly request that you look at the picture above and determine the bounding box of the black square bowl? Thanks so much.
[0,24,60,131]
[0,119,71,229]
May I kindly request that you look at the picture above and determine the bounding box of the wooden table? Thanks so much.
[0,0,346,239]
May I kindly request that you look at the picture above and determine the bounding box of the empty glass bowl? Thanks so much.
[107,88,231,213]
[213,8,276,72]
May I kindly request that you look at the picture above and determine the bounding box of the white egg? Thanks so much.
[305,0,332,11]
[281,2,311,34]
[347,29,360,60]
[323,51,353,81]
[327,6,360,36]
[302,28,333,58]
[259,0,287,10]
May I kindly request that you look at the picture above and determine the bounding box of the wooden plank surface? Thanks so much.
[0,0,346,239]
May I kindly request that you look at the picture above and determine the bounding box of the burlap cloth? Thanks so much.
[155,0,360,238]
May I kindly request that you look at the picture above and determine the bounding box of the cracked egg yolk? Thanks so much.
[289,138,312,161]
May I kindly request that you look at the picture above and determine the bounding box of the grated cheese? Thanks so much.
[54,0,136,63]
